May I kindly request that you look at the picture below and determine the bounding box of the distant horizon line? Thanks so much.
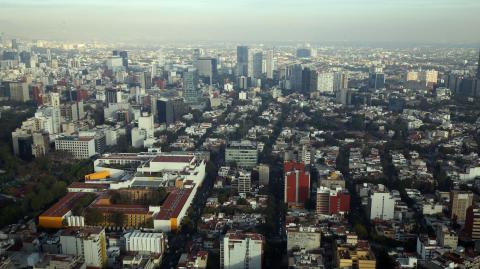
[2,33,480,49]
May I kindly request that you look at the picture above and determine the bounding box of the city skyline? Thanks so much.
[1,0,480,44]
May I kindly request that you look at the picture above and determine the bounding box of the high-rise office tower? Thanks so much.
[333,72,349,92]
[317,72,335,93]
[183,68,200,103]
[8,81,29,102]
[195,57,217,85]
[368,66,385,90]
[156,97,186,124]
[11,39,18,50]
[266,49,275,79]
[301,67,317,93]
[140,71,152,90]
[253,52,263,79]
[106,88,122,104]
[236,46,249,77]
[112,50,128,68]
[289,64,303,91]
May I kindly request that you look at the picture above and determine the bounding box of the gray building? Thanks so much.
[287,226,321,252]
[236,46,249,77]
[183,68,200,103]
[225,140,258,169]
[253,52,263,79]
[195,57,217,85]
[156,97,186,124]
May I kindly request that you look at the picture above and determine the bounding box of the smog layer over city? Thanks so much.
[0,1,480,269]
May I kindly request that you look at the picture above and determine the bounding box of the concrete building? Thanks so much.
[32,132,50,158]
[60,227,107,269]
[333,72,349,92]
[287,226,321,252]
[422,69,438,86]
[195,57,217,85]
[55,135,96,159]
[435,225,458,249]
[416,235,437,260]
[317,72,334,93]
[265,49,275,79]
[368,67,385,90]
[225,140,258,169]
[450,190,474,223]
[183,68,200,104]
[34,254,86,269]
[235,170,251,194]
[236,46,249,77]
[253,52,263,79]
[8,81,29,102]
[406,71,419,81]
[316,186,350,215]
[11,129,33,160]
[465,205,480,240]
[368,191,395,220]
[124,231,166,254]
[220,231,264,269]
[132,112,154,148]
[284,161,310,207]
[258,164,270,186]
[335,241,376,269]
[156,97,186,125]
[60,101,85,122]
[177,251,208,269]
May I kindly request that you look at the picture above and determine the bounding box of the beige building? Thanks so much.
[450,190,474,223]
[406,71,419,81]
[9,81,29,102]
[336,241,376,269]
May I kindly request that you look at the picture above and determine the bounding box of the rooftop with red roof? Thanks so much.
[68,182,110,190]
[152,155,194,163]
[155,188,192,220]
[40,192,86,217]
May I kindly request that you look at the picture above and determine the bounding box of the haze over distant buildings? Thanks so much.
[0,0,480,44]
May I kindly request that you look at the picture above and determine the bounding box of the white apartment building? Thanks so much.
[55,136,96,159]
[317,72,334,93]
[60,227,107,268]
[124,231,166,254]
[221,231,264,269]
[368,191,395,220]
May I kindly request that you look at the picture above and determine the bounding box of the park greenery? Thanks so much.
[0,102,93,228]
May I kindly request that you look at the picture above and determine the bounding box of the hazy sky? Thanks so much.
[0,0,479,44]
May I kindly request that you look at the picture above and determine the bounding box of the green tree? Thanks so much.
[85,208,103,225]
[149,188,168,205]
[110,212,125,227]
[354,223,368,239]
